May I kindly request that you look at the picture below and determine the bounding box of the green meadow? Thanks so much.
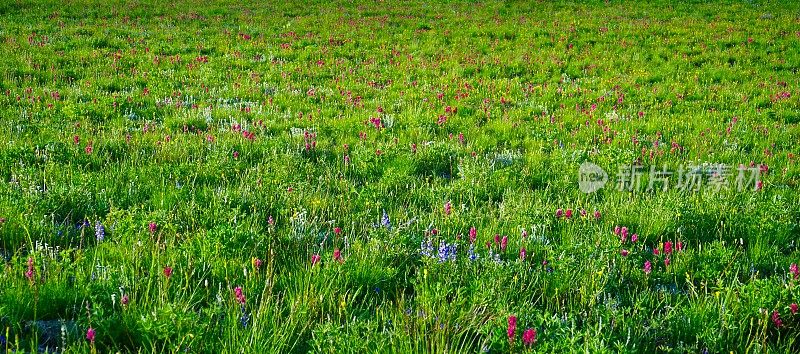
[1,0,799,352]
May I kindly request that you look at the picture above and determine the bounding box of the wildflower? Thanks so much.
[790,263,799,279]
[494,234,500,245]
[520,247,526,261]
[507,316,517,343]
[500,236,508,251]
[444,201,452,216]
[95,221,105,242]
[594,210,601,220]
[620,227,628,240]
[522,328,536,346]
[676,241,683,251]
[790,303,798,315]
[653,247,660,256]
[620,249,629,257]
[86,327,95,343]
[163,266,173,278]
[631,233,638,243]
[333,248,343,263]
[85,144,93,155]
[555,208,563,218]
[420,238,433,257]
[614,226,621,235]
[468,244,478,261]
[148,222,157,234]
[644,261,652,274]
[311,254,321,266]
[334,227,342,235]
[121,294,129,306]
[234,286,246,304]
[381,210,391,230]
[772,310,782,328]
[565,209,573,218]
[664,241,673,255]
[580,209,587,217]
[664,258,670,267]
[233,151,239,159]
[253,258,263,269]
[25,257,35,282]
[469,226,477,244]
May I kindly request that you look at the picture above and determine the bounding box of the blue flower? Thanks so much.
[381,210,391,230]
[95,221,105,242]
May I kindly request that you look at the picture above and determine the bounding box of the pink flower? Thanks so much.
[494,234,501,245]
[565,209,573,218]
[580,209,587,217]
[520,248,527,261]
[653,248,660,256]
[333,227,342,235]
[613,226,621,235]
[233,151,239,159]
[593,210,601,220]
[444,201,452,215]
[311,254,321,266]
[148,222,157,234]
[555,209,563,218]
[121,294,129,306]
[676,241,683,251]
[790,263,799,279]
[86,327,96,343]
[620,227,628,240]
[25,257,34,282]
[664,241,673,255]
[620,249,629,257]
[664,258,670,267]
[333,248,343,263]
[790,303,798,315]
[253,258,263,269]
[644,261,652,274]
[772,310,782,327]
[522,328,537,346]
[500,236,508,251]
[163,266,173,278]
[507,316,517,342]
[469,226,477,244]
[631,233,638,243]
[234,286,246,304]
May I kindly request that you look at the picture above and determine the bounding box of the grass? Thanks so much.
[1,0,799,352]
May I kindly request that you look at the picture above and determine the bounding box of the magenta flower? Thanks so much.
[676,241,683,251]
[163,266,173,278]
[790,303,798,315]
[772,310,782,328]
[469,226,477,244]
[644,261,652,274]
[253,258,263,269]
[148,222,157,234]
[444,201,452,216]
[334,227,342,235]
[522,328,537,346]
[664,241,673,255]
[494,234,500,246]
[25,257,35,282]
[333,248,343,263]
[500,236,508,251]
[555,209,563,218]
[653,248,660,256]
[613,226,621,235]
[507,316,517,343]
[620,227,628,240]
[234,286,246,304]
[121,294,129,306]
[520,248,527,261]
[620,249,629,257]
[311,254,321,266]
[631,233,638,243]
[565,209,573,218]
[86,327,96,343]
[664,258,670,267]
[593,210,601,220]
[790,263,799,279]
[580,209,587,217]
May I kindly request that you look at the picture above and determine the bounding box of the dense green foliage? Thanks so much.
[1,0,800,352]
